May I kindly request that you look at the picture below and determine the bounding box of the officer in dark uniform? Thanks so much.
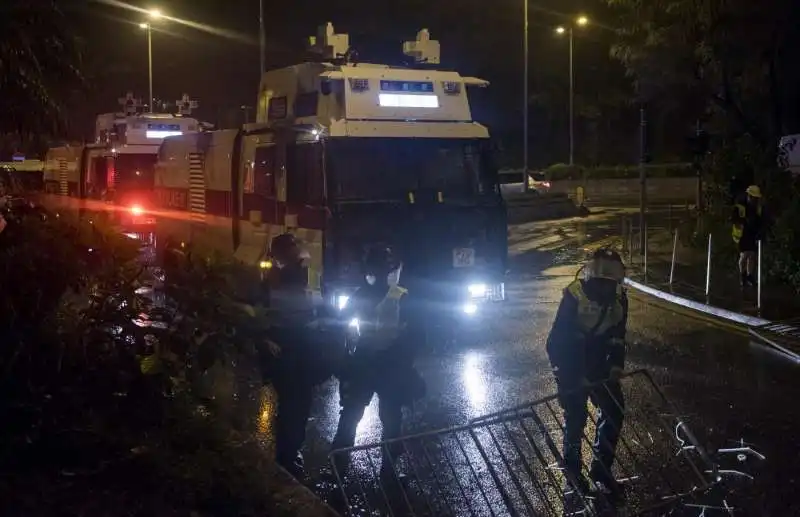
[331,245,425,476]
[263,233,328,478]
[546,248,628,506]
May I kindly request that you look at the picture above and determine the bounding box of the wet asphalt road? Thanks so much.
[299,207,800,516]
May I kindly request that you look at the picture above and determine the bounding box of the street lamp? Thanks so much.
[139,9,163,113]
[556,15,589,166]
[523,0,529,191]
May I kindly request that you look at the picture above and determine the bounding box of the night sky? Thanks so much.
[67,0,621,154]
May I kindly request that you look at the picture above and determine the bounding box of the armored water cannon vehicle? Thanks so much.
[41,95,208,229]
[153,23,507,325]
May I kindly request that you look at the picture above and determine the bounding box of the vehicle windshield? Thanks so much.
[327,138,499,203]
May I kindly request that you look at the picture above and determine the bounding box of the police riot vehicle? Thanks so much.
[41,96,205,229]
[152,23,508,321]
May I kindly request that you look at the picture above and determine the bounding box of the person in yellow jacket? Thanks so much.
[546,248,628,508]
[731,185,765,287]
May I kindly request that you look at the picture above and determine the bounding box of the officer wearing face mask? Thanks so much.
[262,233,328,478]
[331,245,425,477]
[546,248,628,509]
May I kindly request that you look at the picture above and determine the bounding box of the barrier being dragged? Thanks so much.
[329,369,764,517]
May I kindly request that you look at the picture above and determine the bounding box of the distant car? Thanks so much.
[498,170,552,197]
[527,172,551,193]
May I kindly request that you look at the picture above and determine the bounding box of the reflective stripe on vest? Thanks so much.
[359,285,408,350]
[732,203,762,243]
[566,280,624,339]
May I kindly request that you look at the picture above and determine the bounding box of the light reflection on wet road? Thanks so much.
[296,207,799,515]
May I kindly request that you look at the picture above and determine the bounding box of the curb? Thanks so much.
[623,277,770,328]
[625,277,800,364]
[269,464,342,517]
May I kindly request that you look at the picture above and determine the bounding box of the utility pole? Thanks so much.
[147,24,153,113]
[695,119,703,212]
[259,0,266,77]
[522,0,529,192]
[568,27,574,166]
[639,106,647,252]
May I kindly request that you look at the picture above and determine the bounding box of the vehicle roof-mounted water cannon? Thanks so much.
[403,29,440,65]
[175,93,199,116]
[308,22,352,62]
[118,92,143,116]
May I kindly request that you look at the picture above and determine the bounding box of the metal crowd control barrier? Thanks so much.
[329,370,720,517]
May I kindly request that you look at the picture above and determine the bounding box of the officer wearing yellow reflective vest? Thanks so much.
[332,245,425,476]
[546,248,628,504]
[732,185,765,287]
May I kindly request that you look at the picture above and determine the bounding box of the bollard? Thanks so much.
[757,239,762,310]
[669,228,678,285]
[705,233,712,298]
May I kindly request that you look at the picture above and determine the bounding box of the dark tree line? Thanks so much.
[3,0,800,170]
[607,0,800,148]
[0,0,84,158]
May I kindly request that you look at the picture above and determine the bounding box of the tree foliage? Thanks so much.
[605,0,800,290]
[606,0,800,143]
[0,0,84,136]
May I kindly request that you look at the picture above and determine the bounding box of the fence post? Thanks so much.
[621,217,628,254]
[669,228,678,286]
[705,233,712,298]
[628,222,633,263]
[757,239,762,311]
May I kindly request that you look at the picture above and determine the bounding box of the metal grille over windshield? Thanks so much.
[328,138,493,202]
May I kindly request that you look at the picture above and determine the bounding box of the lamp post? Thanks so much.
[556,15,588,166]
[259,0,266,76]
[523,0,529,192]
[139,9,163,113]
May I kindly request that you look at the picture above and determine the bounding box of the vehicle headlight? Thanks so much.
[462,303,478,315]
[337,295,350,310]
[468,283,488,298]
[347,317,360,335]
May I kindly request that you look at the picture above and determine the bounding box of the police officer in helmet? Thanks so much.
[546,248,628,507]
[332,244,425,475]
[262,232,327,478]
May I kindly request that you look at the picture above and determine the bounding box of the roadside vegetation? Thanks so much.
[0,204,292,516]
[543,163,694,181]
[601,0,800,292]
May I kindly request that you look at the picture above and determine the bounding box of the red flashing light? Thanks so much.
[130,205,143,216]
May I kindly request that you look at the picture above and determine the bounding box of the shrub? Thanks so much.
[545,163,585,180]
[545,163,694,181]
[0,208,288,515]
[674,134,800,292]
